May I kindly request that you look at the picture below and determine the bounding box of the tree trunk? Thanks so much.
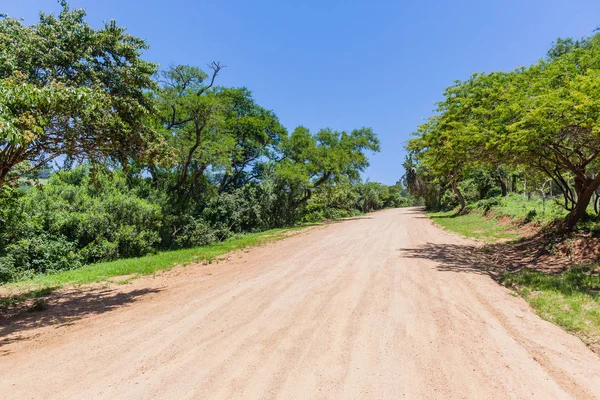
[564,190,592,230]
[496,167,507,197]
[452,180,466,213]
[563,175,600,231]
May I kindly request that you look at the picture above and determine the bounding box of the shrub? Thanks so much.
[0,234,83,282]
[0,168,163,282]
[173,217,221,248]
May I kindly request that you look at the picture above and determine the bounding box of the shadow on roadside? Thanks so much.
[398,243,500,278]
[398,207,427,215]
[397,235,567,278]
[0,287,161,352]
[323,216,373,224]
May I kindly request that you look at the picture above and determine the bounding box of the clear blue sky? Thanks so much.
[6,1,600,184]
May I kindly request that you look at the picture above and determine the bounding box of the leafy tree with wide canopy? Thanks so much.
[408,31,600,230]
[0,2,161,187]
[272,126,380,223]
[153,64,286,203]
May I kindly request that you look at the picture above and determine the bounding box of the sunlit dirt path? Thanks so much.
[1,208,599,399]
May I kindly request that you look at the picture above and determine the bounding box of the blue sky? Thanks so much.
[5,1,600,184]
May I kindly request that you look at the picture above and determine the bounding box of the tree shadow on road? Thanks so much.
[0,287,161,352]
[323,216,373,224]
[398,243,501,278]
[397,207,427,215]
[397,235,567,279]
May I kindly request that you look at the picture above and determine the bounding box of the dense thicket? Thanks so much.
[0,4,411,282]
[406,31,600,231]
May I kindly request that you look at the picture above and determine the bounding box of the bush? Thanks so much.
[0,168,163,282]
[0,234,82,282]
[202,183,277,233]
[173,217,221,248]
[440,190,459,211]
[32,169,162,260]
[0,166,406,283]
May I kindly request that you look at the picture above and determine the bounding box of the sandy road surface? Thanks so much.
[1,208,600,399]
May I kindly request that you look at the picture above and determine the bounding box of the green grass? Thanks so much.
[429,195,600,349]
[428,193,578,241]
[502,267,600,347]
[2,226,307,295]
[428,210,520,241]
[486,194,567,225]
[435,194,600,240]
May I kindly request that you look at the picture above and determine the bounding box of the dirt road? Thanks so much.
[1,208,600,399]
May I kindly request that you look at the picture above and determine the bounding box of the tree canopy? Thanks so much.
[407,31,600,230]
[0,2,160,186]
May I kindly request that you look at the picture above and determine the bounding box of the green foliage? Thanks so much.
[473,193,566,225]
[431,192,600,244]
[0,168,163,282]
[6,227,306,291]
[266,126,381,224]
[407,31,600,229]
[0,234,81,282]
[0,2,399,286]
[0,3,162,187]
[402,155,441,209]
[202,182,275,234]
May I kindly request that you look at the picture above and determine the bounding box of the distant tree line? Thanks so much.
[0,3,412,282]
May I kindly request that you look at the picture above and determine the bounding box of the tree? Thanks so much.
[407,31,600,229]
[0,2,161,187]
[273,126,380,223]
[402,155,439,209]
[216,87,287,193]
[407,117,470,212]
[153,64,224,199]
[507,35,600,230]
[153,65,288,205]
[471,34,600,229]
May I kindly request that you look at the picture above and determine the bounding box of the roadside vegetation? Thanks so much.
[0,3,414,294]
[405,31,600,232]
[0,226,307,308]
[428,210,519,242]
[426,195,600,349]
[405,29,600,349]
[502,267,600,350]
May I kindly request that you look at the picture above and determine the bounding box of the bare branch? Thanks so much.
[197,62,225,96]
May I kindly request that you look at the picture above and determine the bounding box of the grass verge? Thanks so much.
[427,204,600,351]
[502,267,600,349]
[1,226,308,302]
[427,210,520,242]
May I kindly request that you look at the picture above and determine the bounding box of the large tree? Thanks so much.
[0,2,160,187]
[408,32,600,230]
[506,35,600,230]
[273,126,380,222]
[153,63,224,199]
[216,87,287,193]
[153,64,286,202]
